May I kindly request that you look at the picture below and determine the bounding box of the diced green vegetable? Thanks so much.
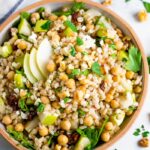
[14,74,24,88]
[25,117,39,132]
[147,56,150,73]
[15,54,25,66]
[64,20,77,32]
[18,18,32,36]
[96,27,107,37]
[125,46,142,72]
[63,97,70,103]
[74,136,91,150]
[34,20,51,32]
[0,97,5,114]
[37,103,45,112]
[39,112,58,125]
[109,44,116,50]
[0,43,13,58]
[68,69,80,78]
[63,27,75,37]
[19,99,29,112]
[110,110,125,126]
[78,109,86,116]
[70,46,76,56]
[82,51,88,55]
[118,51,128,61]
[37,7,45,13]
[76,37,84,46]
[81,69,90,76]
[91,62,102,76]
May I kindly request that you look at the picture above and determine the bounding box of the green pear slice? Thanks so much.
[29,48,45,81]
[39,112,58,126]
[0,97,5,114]
[36,37,52,78]
[24,53,37,84]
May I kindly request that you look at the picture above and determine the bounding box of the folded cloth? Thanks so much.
[0,0,24,24]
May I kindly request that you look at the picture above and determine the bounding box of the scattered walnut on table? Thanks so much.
[138,138,149,147]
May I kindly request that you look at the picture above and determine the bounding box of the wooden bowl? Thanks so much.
[0,0,148,150]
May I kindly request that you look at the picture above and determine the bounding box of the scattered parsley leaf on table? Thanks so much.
[143,1,150,13]
[125,46,142,72]
[125,0,131,2]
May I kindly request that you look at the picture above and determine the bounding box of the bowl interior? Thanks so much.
[0,0,148,150]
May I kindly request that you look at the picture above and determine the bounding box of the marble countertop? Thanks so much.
[0,0,150,150]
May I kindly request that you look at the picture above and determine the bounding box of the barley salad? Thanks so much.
[0,2,143,150]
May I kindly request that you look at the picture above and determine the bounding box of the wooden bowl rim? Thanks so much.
[0,0,148,150]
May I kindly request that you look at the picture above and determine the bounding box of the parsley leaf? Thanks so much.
[37,7,45,13]
[18,99,29,112]
[125,0,131,2]
[143,1,150,13]
[78,109,86,116]
[125,46,142,72]
[54,87,62,93]
[81,69,90,76]
[41,20,52,30]
[70,46,76,56]
[37,103,45,112]
[20,12,31,20]
[91,62,102,76]
[142,131,150,137]
[76,37,84,46]
[64,20,77,32]
[109,44,116,50]
[63,97,70,103]
[82,51,88,55]
[68,69,80,78]
[76,116,109,149]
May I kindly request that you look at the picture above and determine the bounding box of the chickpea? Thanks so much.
[59,15,67,21]
[101,131,110,142]
[65,79,75,89]
[49,14,58,21]
[2,115,12,125]
[15,123,24,132]
[17,41,27,50]
[56,56,64,64]
[110,67,120,75]
[83,116,93,127]
[66,68,72,74]
[126,71,134,79]
[47,60,56,72]
[57,135,68,146]
[7,71,15,80]
[110,100,119,109]
[105,122,113,131]
[60,120,71,131]
[79,79,89,85]
[41,96,49,104]
[39,126,49,137]
[52,34,60,42]
[138,10,148,22]
[52,101,60,109]
[115,40,123,50]
[86,24,94,31]
[105,93,113,103]
[54,144,61,150]
[19,90,27,98]
[77,86,86,93]
[57,91,68,99]
[61,147,68,150]
[134,86,142,93]
[112,76,120,82]
[59,73,68,81]
[31,12,40,20]
[59,61,66,72]
[75,45,83,52]
[74,90,84,102]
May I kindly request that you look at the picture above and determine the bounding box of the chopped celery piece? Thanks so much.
[14,74,24,88]
[118,51,128,61]
[63,27,74,37]
[34,20,51,32]
[0,97,5,114]
[0,43,13,58]
[18,18,32,36]
[96,28,107,37]
[15,54,25,66]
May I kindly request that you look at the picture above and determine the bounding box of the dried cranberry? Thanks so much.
[72,12,79,23]
[100,81,105,91]
[28,110,37,120]
[68,133,80,145]
[7,94,19,110]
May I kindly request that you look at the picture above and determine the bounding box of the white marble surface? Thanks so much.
[0,0,150,150]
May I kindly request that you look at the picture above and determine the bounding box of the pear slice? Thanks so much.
[36,38,52,78]
[29,48,45,81]
[24,53,37,84]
